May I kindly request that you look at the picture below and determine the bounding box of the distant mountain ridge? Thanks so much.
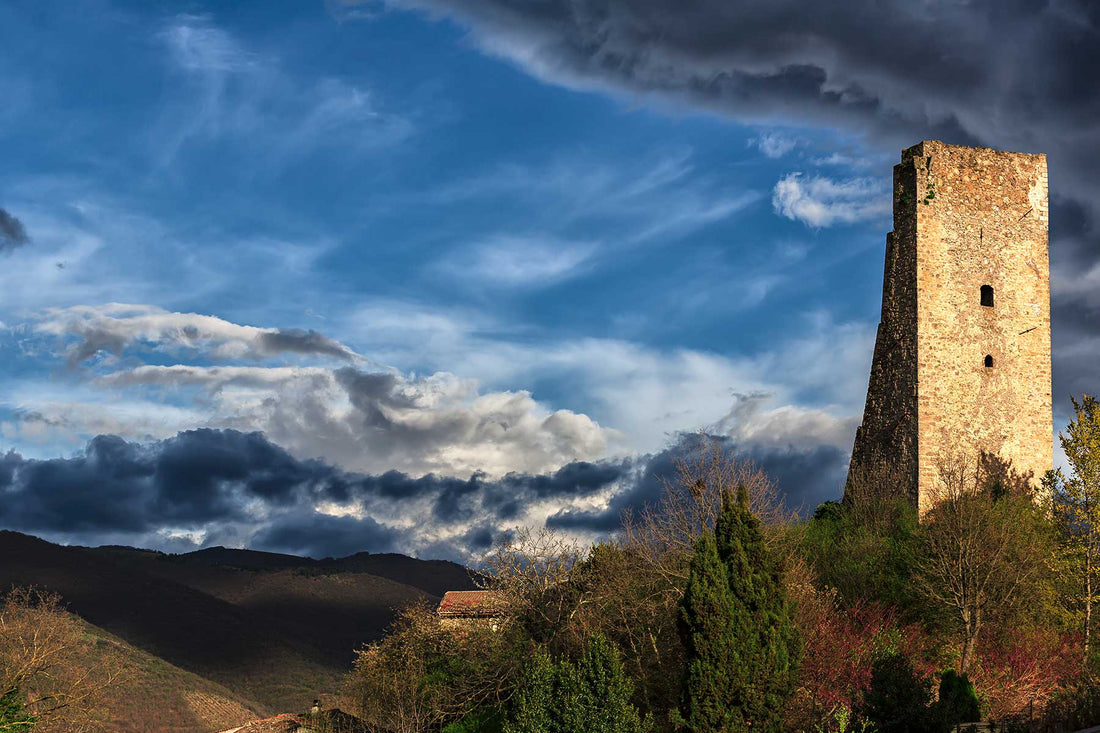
[0,531,477,729]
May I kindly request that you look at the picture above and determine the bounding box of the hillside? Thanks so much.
[72,618,264,732]
[0,531,477,724]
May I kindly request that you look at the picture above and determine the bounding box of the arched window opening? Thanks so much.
[984,354,994,368]
[981,285,994,307]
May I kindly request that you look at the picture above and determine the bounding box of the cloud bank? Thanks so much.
[3,301,861,559]
[0,427,846,560]
[15,304,611,479]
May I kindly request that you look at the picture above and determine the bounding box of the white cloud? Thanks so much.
[16,306,610,479]
[437,235,596,287]
[163,15,255,74]
[711,392,857,450]
[15,300,874,483]
[33,304,359,365]
[82,363,608,479]
[772,172,890,227]
[753,132,798,158]
[341,300,875,458]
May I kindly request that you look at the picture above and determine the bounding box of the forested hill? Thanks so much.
[0,531,476,723]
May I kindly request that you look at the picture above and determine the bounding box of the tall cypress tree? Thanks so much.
[679,485,800,732]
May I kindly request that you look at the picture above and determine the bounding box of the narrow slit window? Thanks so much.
[984,354,994,368]
[981,285,994,307]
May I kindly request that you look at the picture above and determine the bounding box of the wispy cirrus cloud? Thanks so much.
[771,173,889,228]
[337,298,874,457]
[425,150,762,247]
[156,14,412,165]
[437,235,597,288]
[350,0,1100,407]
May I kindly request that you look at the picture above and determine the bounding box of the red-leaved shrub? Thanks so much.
[970,628,1083,720]
[788,560,934,716]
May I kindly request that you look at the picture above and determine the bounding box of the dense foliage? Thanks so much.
[346,396,1100,732]
[935,670,980,729]
[679,485,799,732]
[504,634,650,733]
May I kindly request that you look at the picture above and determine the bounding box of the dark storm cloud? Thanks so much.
[749,444,849,512]
[258,329,357,360]
[418,522,514,563]
[0,208,29,252]
[376,0,1100,398]
[0,431,317,533]
[250,513,399,559]
[0,428,846,558]
[380,0,1097,151]
[547,432,847,532]
[0,429,632,556]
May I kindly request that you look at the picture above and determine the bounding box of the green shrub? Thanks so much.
[856,652,936,733]
[801,497,920,611]
[934,669,980,729]
[504,634,650,733]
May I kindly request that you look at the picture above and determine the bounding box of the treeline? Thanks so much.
[346,395,1100,733]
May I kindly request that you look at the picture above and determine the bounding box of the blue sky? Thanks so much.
[0,0,1095,559]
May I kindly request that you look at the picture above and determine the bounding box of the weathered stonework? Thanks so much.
[846,141,1052,514]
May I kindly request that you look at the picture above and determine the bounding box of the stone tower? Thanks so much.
[846,140,1052,514]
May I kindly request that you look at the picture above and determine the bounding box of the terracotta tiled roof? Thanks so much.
[436,590,502,618]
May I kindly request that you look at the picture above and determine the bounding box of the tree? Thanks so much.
[347,602,524,733]
[914,453,1052,674]
[559,542,684,722]
[0,587,118,733]
[505,651,555,733]
[1054,394,1100,656]
[503,634,650,733]
[678,485,800,732]
[800,493,920,609]
[621,435,791,593]
[478,527,584,644]
[481,441,792,728]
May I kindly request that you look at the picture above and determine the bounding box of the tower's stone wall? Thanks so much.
[847,141,1052,513]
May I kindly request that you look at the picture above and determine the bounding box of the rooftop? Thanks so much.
[436,590,502,618]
